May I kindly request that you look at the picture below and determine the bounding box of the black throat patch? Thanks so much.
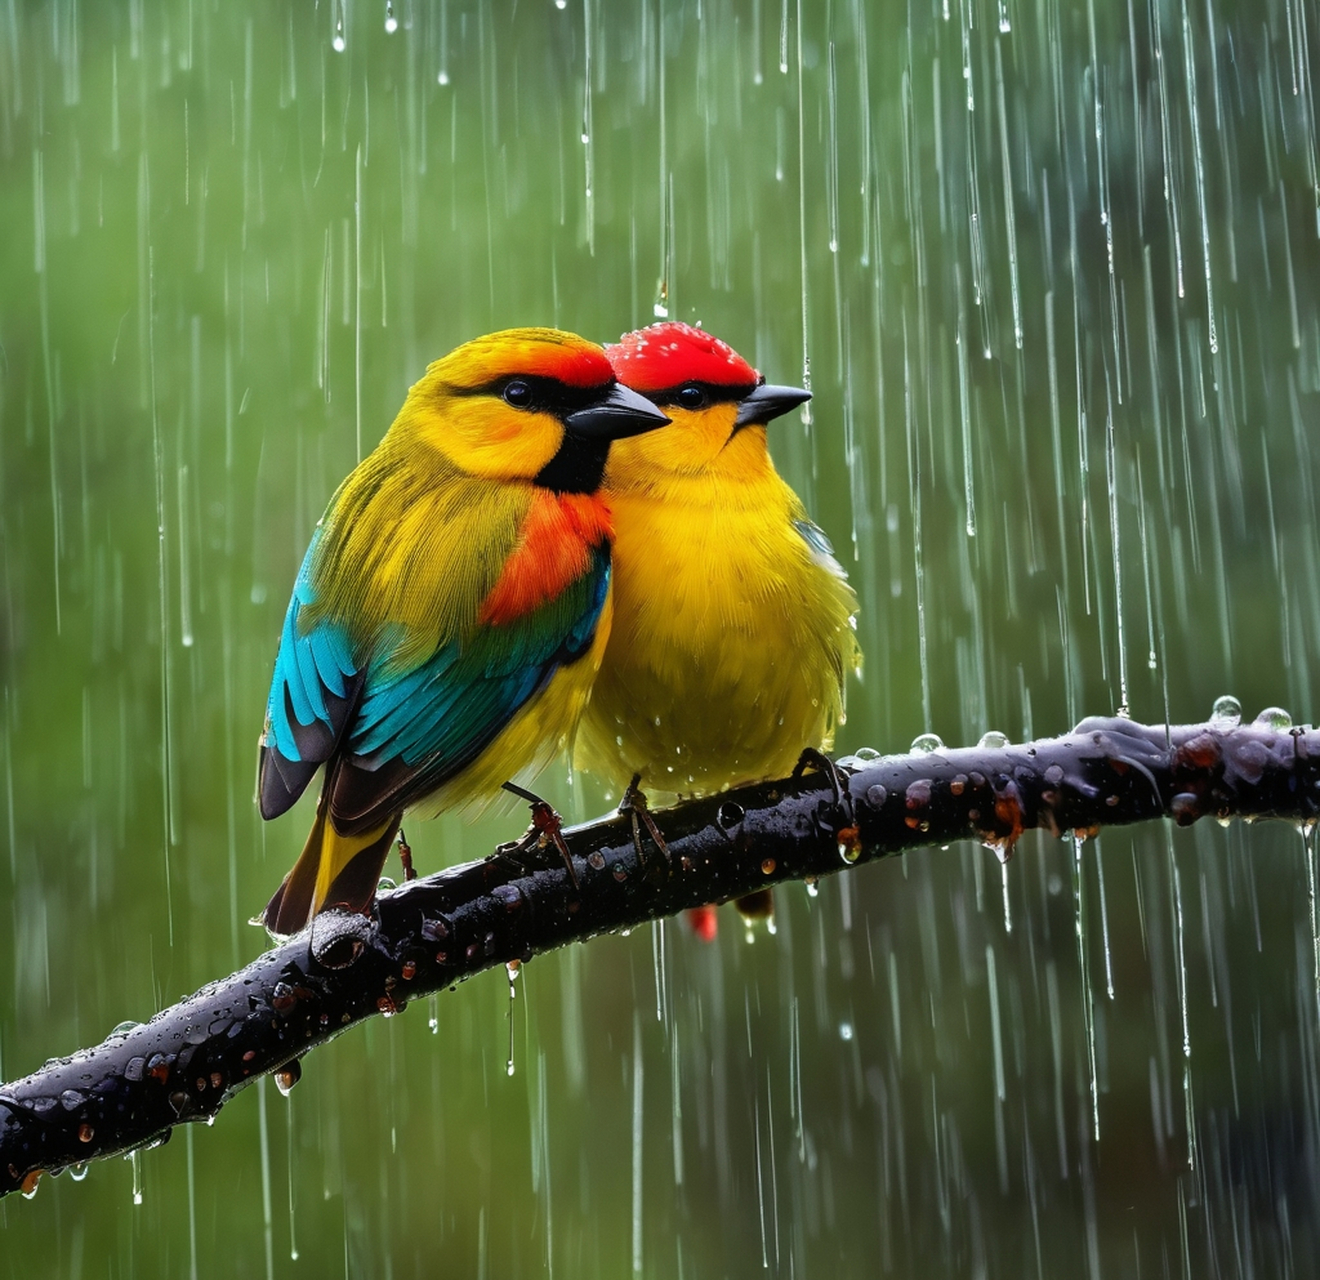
[534,432,613,494]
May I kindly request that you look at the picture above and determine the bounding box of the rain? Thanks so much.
[2,0,1320,1275]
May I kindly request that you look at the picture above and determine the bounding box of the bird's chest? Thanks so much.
[601,491,820,780]
[611,496,801,662]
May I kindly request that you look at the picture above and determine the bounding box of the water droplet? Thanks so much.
[910,732,945,755]
[1210,695,1242,727]
[978,730,1010,749]
[838,841,861,864]
[839,1022,854,1041]
[332,22,345,52]
[110,1020,141,1037]
[555,0,567,8]
[69,1163,89,1182]
[804,876,819,898]
[384,2,398,33]
[437,71,450,85]
[1255,706,1292,730]
[274,1059,302,1097]
[20,1170,42,1200]
[377,876,397,893]
[852,746,881,762]
[865,784,888,807]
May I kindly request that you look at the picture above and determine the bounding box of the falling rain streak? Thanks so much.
[2,0,1320,1275]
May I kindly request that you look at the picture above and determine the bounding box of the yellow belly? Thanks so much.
[576,482,857,798]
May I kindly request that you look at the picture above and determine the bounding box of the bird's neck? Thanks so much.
[610,445,786,513]
[534,433,612,494]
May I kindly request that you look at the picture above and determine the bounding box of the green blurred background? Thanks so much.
[3,0,1320,1274]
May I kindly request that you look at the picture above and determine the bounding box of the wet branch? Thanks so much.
[3,713,1318,1199]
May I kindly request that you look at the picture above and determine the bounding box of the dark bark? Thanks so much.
[3,713,1317,1199]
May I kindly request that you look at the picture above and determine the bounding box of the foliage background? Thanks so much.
[2,0,1320,1274]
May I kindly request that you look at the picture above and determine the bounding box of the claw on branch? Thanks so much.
[499,782,580,889]
[397,827,417,882]
[618,772,670,867]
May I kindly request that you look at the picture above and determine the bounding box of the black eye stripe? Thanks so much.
[648,381,756,409]
[451,374,611,415]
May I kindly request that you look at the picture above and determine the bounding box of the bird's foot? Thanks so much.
[791,745,844,798]
[397,827,417,882]
[617,773,670,866]
[497,782,580,889]
[791,746,856,832]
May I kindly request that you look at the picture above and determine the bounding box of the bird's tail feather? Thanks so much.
[263,771,401,936]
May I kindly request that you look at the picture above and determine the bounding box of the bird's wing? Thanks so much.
[791,515,861,692]
[259,481,611,831]
[325,543,609,833]
[791,517,850,580]
[258,527,364,819]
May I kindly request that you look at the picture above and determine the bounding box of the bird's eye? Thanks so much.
[677,384,706,410]
[503,380,534,408]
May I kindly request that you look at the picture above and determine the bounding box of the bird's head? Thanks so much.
[398,328,669,492]
[603,322,809,484]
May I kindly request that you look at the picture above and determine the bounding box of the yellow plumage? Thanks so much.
[576,325,859,799]
[258,327,666,934]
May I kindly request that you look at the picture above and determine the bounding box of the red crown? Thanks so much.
[606,322,758,393]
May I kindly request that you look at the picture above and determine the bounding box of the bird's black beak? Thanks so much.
[734,382,812,428]
[563,383,671,439]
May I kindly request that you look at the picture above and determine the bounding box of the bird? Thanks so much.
[257,327,670,936]
[575,322,861,929]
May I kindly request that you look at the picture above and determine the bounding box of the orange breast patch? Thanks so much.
[478,491,614,626]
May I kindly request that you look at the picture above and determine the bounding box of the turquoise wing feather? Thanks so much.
[259,529,361,817]
[259,529,610,831]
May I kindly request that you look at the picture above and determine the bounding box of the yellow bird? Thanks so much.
[576,322,861,812]
[257,328,669,935]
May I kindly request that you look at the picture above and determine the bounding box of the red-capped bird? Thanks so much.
[575,322,861,933]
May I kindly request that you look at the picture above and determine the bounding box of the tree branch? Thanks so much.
[3,713,1317,1198]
